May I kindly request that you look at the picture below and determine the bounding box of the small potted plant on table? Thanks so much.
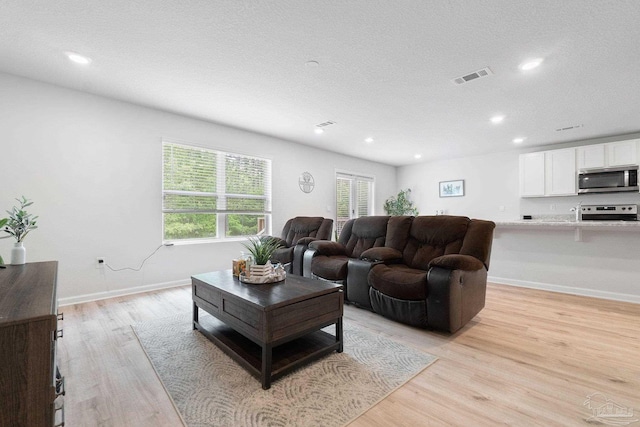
[241,236,283,282]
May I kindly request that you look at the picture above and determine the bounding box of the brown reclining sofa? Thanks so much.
[267,216,333,275]
[304,215,495,333]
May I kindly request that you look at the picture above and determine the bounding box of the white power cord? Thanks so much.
[104,243,173,272]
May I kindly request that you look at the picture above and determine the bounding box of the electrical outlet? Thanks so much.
[499,206,505,212]
[96,257,105,269]
[550,204,556,211]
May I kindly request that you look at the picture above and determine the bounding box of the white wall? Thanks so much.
[398,134,640,303]
[0,72,396,303]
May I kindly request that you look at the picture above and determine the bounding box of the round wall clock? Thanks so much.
[299,172,315,193]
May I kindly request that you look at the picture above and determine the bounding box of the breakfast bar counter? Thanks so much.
[496,219,640,227]
[495,219,640,241]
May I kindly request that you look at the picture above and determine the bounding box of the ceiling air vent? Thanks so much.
[555,124,584,132]
[315,120,336,128]
[452,67,493,85]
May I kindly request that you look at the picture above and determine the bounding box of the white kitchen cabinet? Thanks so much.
[519,148,576,197]
[545,148,576,195]
[577,139,638,169]
[607,139,637,166]
[576,144,605,169]
[519,152,545,197]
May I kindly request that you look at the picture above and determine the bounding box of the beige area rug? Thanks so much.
[132,313,437,427]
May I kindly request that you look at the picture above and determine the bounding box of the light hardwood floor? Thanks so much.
[57,283,640,426]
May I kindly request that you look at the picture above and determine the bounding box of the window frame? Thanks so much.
[335,170,375,237]
[162,140,272,244]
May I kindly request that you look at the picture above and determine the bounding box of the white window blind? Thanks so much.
[162,141,272,241]
[335,172,374,236]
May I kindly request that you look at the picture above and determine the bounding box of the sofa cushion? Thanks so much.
[403,216,470,270]
[344,216,389,258]
[369,264,428,300]
[311,255,351,281]
[384,216,413,251]
[283,217,325,246]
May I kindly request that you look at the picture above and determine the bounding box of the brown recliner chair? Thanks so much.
[355,216,495,333]
[267,216,333,275]
[302,216,389,297]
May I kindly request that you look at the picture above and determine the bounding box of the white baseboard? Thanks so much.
[488,276,640,304]
[59,276,640,307]
[58,279,190,307]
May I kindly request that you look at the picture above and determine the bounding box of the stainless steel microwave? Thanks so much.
[578,165,639,194]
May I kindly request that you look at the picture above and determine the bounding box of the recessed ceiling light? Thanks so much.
[364,137,374,143]
[65,51,92,65]
[513,137,526,144]
[314,128,324,134]
[519,58,543,71]
[414,154,422,159]
[490,115,505,124]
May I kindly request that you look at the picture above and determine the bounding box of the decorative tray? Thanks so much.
[238,270,286,284]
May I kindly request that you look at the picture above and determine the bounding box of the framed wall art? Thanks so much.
[439,179,465,198]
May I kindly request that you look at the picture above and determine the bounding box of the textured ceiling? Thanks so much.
[1,0,639,166]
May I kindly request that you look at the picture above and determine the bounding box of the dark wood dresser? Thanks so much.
[0,261,64,427]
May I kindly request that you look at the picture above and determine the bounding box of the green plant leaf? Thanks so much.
[241,236,283,265]
[4,197,38,242]
[383,188,419,216]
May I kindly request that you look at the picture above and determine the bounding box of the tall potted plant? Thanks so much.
[383,188,419,216]
[2,197,39,265]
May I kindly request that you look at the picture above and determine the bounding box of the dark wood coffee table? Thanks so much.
[191,270,343,389]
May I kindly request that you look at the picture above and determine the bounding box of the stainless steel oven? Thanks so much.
[580,204,638,221]
[578,166,638,194]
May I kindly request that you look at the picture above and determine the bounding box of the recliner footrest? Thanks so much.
[369,288,427,328]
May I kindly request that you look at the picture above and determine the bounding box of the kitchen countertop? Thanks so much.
[496,219,640,227]
[495,217,640,240]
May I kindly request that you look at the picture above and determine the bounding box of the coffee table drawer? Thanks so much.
[271,291,342,341]
[221,297,262,337]
[193,283,222,315]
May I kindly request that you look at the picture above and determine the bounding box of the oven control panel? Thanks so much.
[581,204,638,220]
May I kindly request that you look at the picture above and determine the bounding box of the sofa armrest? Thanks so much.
[426,266,487,333]
[308,240,347,256]
[359,247,403,263]
[296,236,318,246]
[428,254,484,271]
[266,236,289,248]
[346,258,383,310]
[302,247,316,277]
[291,238,319,276]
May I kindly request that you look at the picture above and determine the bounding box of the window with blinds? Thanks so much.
[162,141,272,242]
[335,172,374,236]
